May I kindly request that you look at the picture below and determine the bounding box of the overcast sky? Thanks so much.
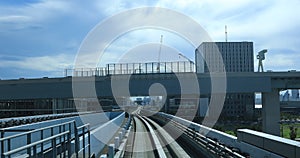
[0,0,300,79]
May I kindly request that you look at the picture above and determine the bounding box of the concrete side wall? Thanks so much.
[237,129,300,158]
[87,112,125,157]
[262,89,280,136]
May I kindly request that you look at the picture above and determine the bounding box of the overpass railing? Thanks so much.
[2,131,70,158]
[0,120,92,158]
[65,61,195,77]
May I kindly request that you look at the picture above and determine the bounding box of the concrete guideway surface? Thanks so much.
[125,106,189,158]
[142,116,190,158]
[132,116,156,158]
[127,106,166,158]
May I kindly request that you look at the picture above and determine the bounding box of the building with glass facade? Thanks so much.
[196,42,255,118]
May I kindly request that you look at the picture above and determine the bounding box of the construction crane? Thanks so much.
[257,49,267,72]
[157,35,163,72]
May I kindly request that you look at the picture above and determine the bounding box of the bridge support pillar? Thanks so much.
[52,98,57,114]
[262,89,280,136]
[164,96,170,113]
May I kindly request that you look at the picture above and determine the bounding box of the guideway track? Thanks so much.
[150,113,248,158]
[126,107,246,158]
[130,114,166,158]
[124,107,189,158]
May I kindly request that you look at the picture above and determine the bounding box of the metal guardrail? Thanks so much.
[0,111,97,128]
[0,120,92,158]
[65,61,195,77]
[149,111,248,158]
[75,124,91,158]
[3,131,71,158]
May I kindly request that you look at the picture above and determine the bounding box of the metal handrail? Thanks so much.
[66,61,195,77]
[77,123,90,130]
[0,129,33,133]
[1,120,76,158]
[1,119,92,158]
[76,123,91,158]
[0,120,75,142]
[3,131,70,156]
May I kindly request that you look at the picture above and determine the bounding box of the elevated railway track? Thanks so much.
[122,108,247,158]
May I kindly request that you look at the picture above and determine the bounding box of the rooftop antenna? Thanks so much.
[157,35,163,72]
[225,25,228,42]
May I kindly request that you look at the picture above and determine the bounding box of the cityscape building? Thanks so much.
[196,42,255,118]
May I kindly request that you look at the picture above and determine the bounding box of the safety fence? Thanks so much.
[0,120,92,158]
[65,61,195,77]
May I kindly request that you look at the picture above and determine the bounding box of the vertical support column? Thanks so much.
[262,89,280,136]
[164,96,170,113]
[52,98,57,114]
[1,131,4,158]
[107,64,109,75]
[108,144,115,158]
[145,63,148,74]
[165,62,167,73]
[114,137,119,149]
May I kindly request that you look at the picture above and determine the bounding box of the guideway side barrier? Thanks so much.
[75,123,92,158]
[155,112,284,158]
[107,114,132,158]
[0,120,93,158]
[89,112,125,158]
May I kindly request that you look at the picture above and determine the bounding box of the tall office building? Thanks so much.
[195,42,255,118]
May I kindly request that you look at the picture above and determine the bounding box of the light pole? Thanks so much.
[178,53,195,64]
[178,53,195,72]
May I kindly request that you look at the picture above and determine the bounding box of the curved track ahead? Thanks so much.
[123,107,247,158]
[124,107,190,158]
[131,115,157,158]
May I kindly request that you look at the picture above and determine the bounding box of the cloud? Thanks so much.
[0,0,73,23]
[154,0,300,72]
[156,0,300,43]
[0,54,74,71]
[0,15,31,23]
[264,53,300,71]
[1,0,300,79]
[93,27,196,67]
[0,15,44,32]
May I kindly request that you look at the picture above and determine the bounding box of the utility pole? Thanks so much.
[178,53,194,64]
[225,25,228,42]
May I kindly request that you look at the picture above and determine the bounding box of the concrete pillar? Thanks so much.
[262,89,280,136]
[52,98,57,114]
[122,128,125,138]
[119,131,123,140]
[114,137,119,149]
[108,144,115,158]
[199,98,209,117]
[164,96,170,113]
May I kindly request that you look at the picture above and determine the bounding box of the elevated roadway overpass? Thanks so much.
[0,72,300,136]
